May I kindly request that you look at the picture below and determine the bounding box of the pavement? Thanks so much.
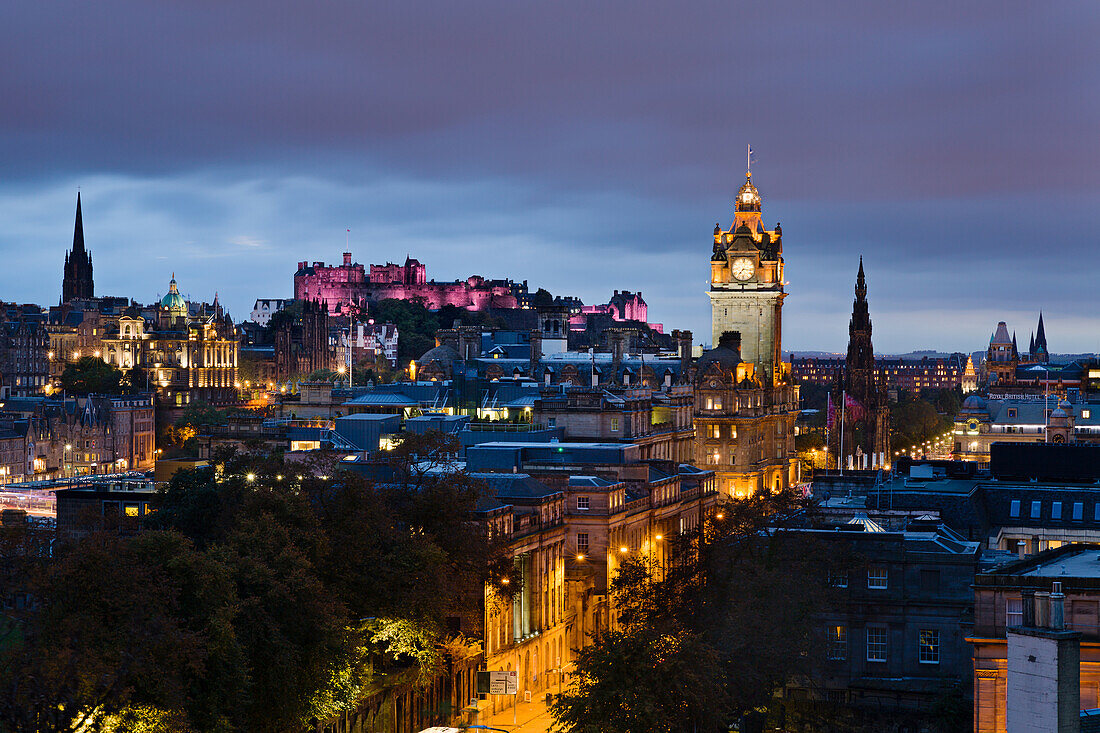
[472,693,557,732]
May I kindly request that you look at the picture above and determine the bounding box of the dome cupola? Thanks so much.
[160,273,187,315]
[735,173,761,213]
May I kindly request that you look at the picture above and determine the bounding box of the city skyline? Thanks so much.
[2,1,1099,352]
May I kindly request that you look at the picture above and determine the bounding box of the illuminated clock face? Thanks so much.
[731,257,755,281]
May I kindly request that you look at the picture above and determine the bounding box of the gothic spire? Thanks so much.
[855,256,867,300]
[62,192,94,302]
[1036,312,1047,350]
[73,192,85,254]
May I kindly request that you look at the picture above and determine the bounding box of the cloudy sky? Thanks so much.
[2,1,1099,353]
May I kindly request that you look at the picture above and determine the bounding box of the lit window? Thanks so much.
[866,627,887,662]
[707,450,721,465]
[828,626,847,660]
[1009,500,1020,518]
[1031,501,1042,519]
[1084,409,1091,419]
[577,496,590,511]
[868,566,888,589]
[610,418,619,432]
[708,424,721,439]
[124,504,140,517]
[918,629,940,664]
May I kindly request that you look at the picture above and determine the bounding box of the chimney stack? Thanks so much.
[529,330,542,377]
[343,252,352,266]
[610,330,625,366]
[458,326,481,361]
[1022,589,1035,628]
[1017,540,1028,560]
[675,329,693,379]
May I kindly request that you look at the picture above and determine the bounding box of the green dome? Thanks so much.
[161,274,187,313]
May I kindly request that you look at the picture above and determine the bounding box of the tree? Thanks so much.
[59,356,124,395]
[0,531,246,732]
[531,288,554,308]
[553,489,838,732]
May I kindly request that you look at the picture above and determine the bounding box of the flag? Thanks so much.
[844,393,864,422]
[826,393,835,429]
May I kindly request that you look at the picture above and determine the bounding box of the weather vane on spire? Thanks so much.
[746,144,753,177]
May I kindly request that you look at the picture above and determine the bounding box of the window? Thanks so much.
[868,566,888,589]
[920,569,940,594]
[576,533,589,552]
[1052,501,1062,520]
[124,504,140,517]
[1075,502,1084,521]
[1009,499,1021,518]
[577,496,590,511]
[1084,409,1092,419]
[827,626,847,660]
[1008,408,1017,418]
[918,629,940,663]
[1031,501,1042,519]
[828,571,849,588]
[707,450,720,465]
[708,424,721,439]
[610,418,619,432]
[1006,597,1023,627]
[866,627,887,662]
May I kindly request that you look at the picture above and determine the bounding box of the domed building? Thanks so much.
[101,274,239,407]
[158,273,188,326]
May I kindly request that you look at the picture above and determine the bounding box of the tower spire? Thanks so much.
[62,192,94,302]
[73,192,85,254]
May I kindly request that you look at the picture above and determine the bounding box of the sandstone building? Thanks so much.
[696,170,800,497]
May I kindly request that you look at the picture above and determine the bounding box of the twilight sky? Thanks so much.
[2,1,1099,353]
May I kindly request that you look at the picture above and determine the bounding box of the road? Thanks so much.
[473,694,556,732]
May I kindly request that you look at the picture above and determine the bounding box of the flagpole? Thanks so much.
[840,390,846,474]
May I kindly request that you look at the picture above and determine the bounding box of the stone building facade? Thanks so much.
[101,276,239,406]
[695,171,800,498]
[693,332,799,497]
[969,543,1100,732]
[273,299,336,381]
[0,319,49,397]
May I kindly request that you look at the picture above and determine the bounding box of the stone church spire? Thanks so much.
[62,192,94,302]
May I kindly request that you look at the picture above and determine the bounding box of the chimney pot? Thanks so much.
[1050,581,1066,630]
[1035,591,1051,628]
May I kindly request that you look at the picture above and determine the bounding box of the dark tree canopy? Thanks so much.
[59,356,125,395]
[0,437,511,731]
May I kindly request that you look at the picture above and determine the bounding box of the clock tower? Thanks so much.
[708,172,785,385]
